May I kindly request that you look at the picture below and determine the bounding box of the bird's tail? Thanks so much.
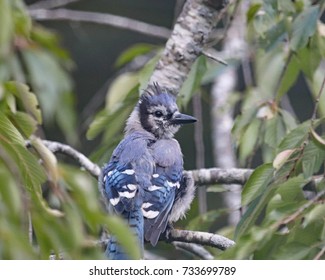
[106,208,144,260]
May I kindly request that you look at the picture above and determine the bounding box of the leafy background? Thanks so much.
[0,0,325,259]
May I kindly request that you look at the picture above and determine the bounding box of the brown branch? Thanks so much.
[28,8,171,40]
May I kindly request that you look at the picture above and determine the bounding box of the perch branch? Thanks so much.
[27,139,253,185]
[166,229,235,251]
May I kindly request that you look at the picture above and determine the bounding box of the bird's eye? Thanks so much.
[154,110,163,118]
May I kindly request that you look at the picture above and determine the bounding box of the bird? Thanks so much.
[102,83,197,259]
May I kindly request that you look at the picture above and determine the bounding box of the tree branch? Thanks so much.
[29,139,253,185]
[166,229,235,251]
[172,241,214,260]
[28,8,171,40]
[26,139,101,178]
[148,0,228,95]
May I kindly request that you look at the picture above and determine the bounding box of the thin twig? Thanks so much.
[172,241,214,259]
[313,245,325,260]
[28,8,171,40]
[275,189,325,227]
[29,0,81,9]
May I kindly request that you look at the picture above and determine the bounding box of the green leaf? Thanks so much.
[87,86,138,140]
[259,19,287,51]
[30,136,58,183]
[187,209,229,231]
[247,3,262,23]
[106,72,139,112]
[115,43,156,67]
[276,175,307,202]
[302,136,325,178]
[9,111,38,138]
[273,149,296,170]
[290,6,319,51]
[278,0,295,13]
[274,242,313,259]
[178,56,207,108]
[232,106,258,141]
[264,115,286,149]
[242,163,274,206]
[138,52,161,90]
[235,184,277,239]
[0,0,13,56]
[303,204,325,227]
[279,109,297,131]
[239,118,261,164]
[0,112,25,145]
[276,54,300,101]
[277,121,310,151]
[5,81,42,124]
[296,37,322,80]
[0,140,46,191]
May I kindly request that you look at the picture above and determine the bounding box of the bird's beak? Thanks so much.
[171,113,197,124]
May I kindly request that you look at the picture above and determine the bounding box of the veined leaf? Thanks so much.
[115,43,156,68]
[0,112,25,145]
[277,121,310,151]
[242,163,274,207]
[235,183,277,239]
[290,5,319,51]
[302,135,325,178]
[276,175,307,202]
[106,72,139,112]
[276,54,300,101]
[273,149,296,170]
[303,204,325,227]
[30,136,59,183]
[178,55,207,108]
[9,111,38,138]
[0,0,13,56]
[0,140,46,191]
[247,3,262,23]
[5,81,42,124]
[239,118,261,164]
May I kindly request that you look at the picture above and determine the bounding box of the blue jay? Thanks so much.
[102,83,196,259]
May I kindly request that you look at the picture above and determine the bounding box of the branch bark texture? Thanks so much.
[166,229,235,250]
[148,0,228,95]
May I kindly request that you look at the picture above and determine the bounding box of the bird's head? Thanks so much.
[136,83,197,139]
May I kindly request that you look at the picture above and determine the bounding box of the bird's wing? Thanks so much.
[143,139,183,246]
[103,160,138,213]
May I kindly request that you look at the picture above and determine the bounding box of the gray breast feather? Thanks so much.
[151,139,183,167]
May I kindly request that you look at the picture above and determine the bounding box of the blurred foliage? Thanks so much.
[1,0,325,260]
[0,0,140,260]
[0,0,76,144]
